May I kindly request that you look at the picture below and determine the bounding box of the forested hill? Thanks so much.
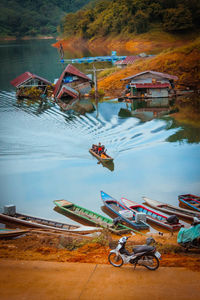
[0,0,93,38]
[61,0,200,38]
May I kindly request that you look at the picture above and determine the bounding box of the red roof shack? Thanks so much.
[53,64,93,98]
[115,56,140,67]
[10,72,52,88]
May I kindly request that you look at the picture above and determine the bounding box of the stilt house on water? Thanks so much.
[121,71,178,99]
[10,72,53,98]
[53,64,93,101]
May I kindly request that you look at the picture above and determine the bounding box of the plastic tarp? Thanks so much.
[177,224,200,244]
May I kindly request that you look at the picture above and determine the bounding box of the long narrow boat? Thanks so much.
[0,211,101,235]
[121,197,183,231]
[100,191,149,230]
[143,196,200,220]
[89,147,113,163]
[0,228,29,239]
[53,199,133,234]
[178,194,200,212]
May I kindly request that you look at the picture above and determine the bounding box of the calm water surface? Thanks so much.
[0,39,200,230]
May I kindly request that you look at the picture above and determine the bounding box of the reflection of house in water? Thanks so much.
[121,71,178,99]
[53,64,93,101]
[119,98,176,122]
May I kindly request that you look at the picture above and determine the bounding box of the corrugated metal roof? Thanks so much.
[122,71,178,81]
[10,72,52,87]
[53,64,92,97]
[57,85,79,100]
[115,56,140,65]
[130,83,170,88]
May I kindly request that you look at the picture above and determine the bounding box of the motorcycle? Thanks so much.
[108,236,161,271]
[177,217,200,250]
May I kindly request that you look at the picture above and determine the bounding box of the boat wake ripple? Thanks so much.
[0,92,179,161]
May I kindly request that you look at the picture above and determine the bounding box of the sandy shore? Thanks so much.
[0,260,200,300]
[0,231,200,299]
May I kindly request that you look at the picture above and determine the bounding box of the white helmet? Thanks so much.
[119,236,128,244]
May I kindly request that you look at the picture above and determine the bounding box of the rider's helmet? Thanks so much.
[119,236,128,244]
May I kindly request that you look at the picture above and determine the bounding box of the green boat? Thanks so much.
[53,199,133,235]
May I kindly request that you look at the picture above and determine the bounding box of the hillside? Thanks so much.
[98,38,200,97]
[60,0,200,38]
[0,0,93,38]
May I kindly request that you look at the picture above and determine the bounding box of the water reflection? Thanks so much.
[98,160,114,172]
[118,98,176,122]
[15,98,55,116]
[118,96,200,144]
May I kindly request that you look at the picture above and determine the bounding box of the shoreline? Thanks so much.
[0,231,199,271]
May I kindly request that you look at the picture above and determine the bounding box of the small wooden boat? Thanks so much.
[178,194,200,212]
[100,191,149,230]
[0,228,29,239]
[89,146,113,163]
[53,199,133,234]
[121,198,183,231]
[0,212,101,235]
[143,197,200,220]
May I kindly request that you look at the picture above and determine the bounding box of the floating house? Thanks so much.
[121,71,178,98]
[10,72,53,98]
[53,64,93,100]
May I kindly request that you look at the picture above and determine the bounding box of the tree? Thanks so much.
[134,10,149,34]
[163,5,193,32]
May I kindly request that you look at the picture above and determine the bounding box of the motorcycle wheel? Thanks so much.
[140,254,159,271]
[108,253,124,267]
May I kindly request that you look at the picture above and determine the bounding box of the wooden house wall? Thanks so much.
[130,74,170,84]
[150,88,169,98]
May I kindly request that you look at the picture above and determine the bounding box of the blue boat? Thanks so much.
[100,191,149,230]
[178,194,200,212]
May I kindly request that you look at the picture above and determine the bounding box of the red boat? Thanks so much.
[121,197,184,231]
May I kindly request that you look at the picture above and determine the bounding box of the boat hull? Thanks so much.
[53,199,132,235]
[100,191,149,230]
[178,194,200,212]
[0,228,29,238]
[89,149,113,163]
[143,197,200,220]
[121,198,183,231]
[0,212,100,235]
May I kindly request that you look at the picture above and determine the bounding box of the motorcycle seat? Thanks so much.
[133,245,155,254]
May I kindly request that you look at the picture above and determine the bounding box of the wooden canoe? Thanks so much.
[0,228,29,239]
[100,191,149,230]
[53,199,133,234]
[89,148,113,163]
[178,194,200,212]
[121,197,183,231]
[143,196,200,220]
[0,212,101,235]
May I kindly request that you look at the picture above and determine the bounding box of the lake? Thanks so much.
[0,39,199,231]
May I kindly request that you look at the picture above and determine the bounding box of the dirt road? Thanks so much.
[0,260,199,300]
